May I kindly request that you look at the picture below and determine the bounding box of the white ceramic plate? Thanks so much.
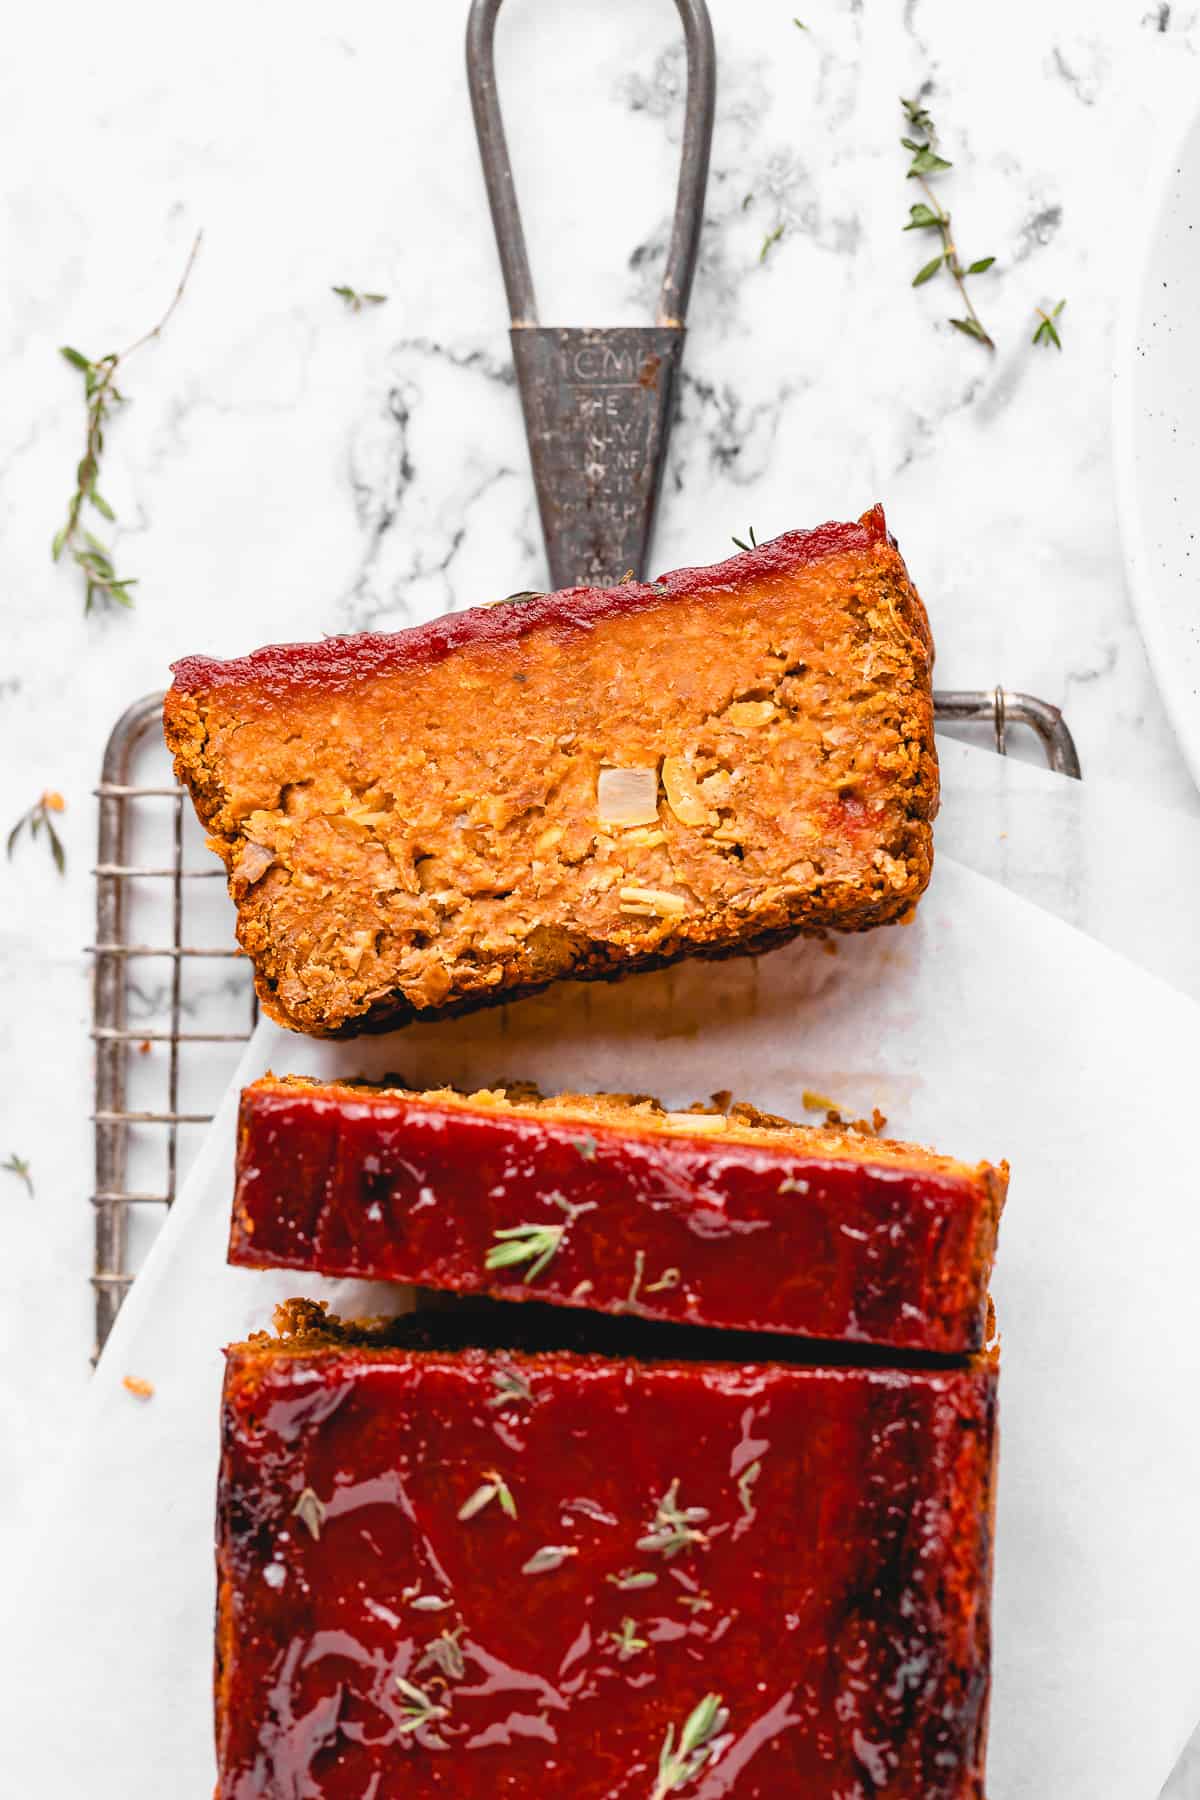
[1114,98,1200,794]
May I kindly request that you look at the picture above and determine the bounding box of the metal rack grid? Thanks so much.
[92,692,257,1358]
[90,684,1079,1358]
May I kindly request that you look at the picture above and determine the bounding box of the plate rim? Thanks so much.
[1111,89,1200,798]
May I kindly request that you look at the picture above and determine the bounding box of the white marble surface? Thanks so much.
[2,0,1200,1791]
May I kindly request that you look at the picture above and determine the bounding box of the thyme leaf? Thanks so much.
[487,1367,533,1408]
[457,1469,518,1522]
[2,1153,33,1197]
[55,233,202,613]
[332,284,388,312]
[394,1674,450,1741]
[898,96,995,351]
[652,1693,729,1798]
[950,316,991,344]
[609,1617,649,1661]
[7,791,67,874]
[901,96,934,134]
[608,1567,658,1590]
[759,224,784,263]
[1032,299,1067,349]
[291,1486,326,1541]
[637,1479,710,1560]
[485,1221,565,1282]
[419,1627,466,1682]
[521,1544,578,1575]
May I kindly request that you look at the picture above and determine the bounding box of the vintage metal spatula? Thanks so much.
[466,0,715,589]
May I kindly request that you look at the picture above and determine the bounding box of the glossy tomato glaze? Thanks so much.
[173,509,900,697]
[217,1339,995,1799]
[231,1083,1004,1355]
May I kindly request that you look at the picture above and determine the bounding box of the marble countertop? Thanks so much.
[2,0,1199,1791]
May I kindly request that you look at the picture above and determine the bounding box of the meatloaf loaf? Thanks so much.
[165,506,938,1036]
[231,1075,1006,1354]
[216,1301,996,1799]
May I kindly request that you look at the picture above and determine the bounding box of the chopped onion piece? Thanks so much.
[597,766,660,827]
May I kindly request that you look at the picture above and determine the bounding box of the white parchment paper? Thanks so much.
[8,854,1200,1798]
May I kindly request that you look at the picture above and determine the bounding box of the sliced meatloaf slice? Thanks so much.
[231,1075,1006,1355]
[166,506,937,1036]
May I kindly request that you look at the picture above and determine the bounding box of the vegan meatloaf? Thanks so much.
[231,1075,1006,1354]
[216,1301,996,1798]
[165,506,938,1037]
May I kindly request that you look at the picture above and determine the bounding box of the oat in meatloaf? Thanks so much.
[165,506,938,1036]
[231,1075,1006,1355]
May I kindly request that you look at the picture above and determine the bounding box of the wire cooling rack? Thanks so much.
[89,684,1079,1358]
[92,693,257,1358]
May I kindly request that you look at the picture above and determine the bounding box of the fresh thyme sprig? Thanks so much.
[7,791,66,874]
[332,285,388,312]
[54,233,202,613]
[652,1693,729,1799]
[487,1367,533,1408]
[900,97,995,350]
[419,1627,466,1681]
[2,1153,33,1196]
[1033,299,1066,348]
[759,224,784,263]
[457,1469,517,1522]
[486,1192,591,1282]
[609,1617,649,1661]
[486,1221,564,1282]
[637,1479,710,1560]
[394,1675,450,1742]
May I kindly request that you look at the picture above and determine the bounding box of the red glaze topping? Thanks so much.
[231,1081,1003,1354]
[171,508,892,697]
[217,1338,995,1798]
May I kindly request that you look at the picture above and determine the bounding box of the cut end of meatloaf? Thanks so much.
[165,507,938,1037]
[232,1074,1006,1355]
[216,1306,995,1799]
